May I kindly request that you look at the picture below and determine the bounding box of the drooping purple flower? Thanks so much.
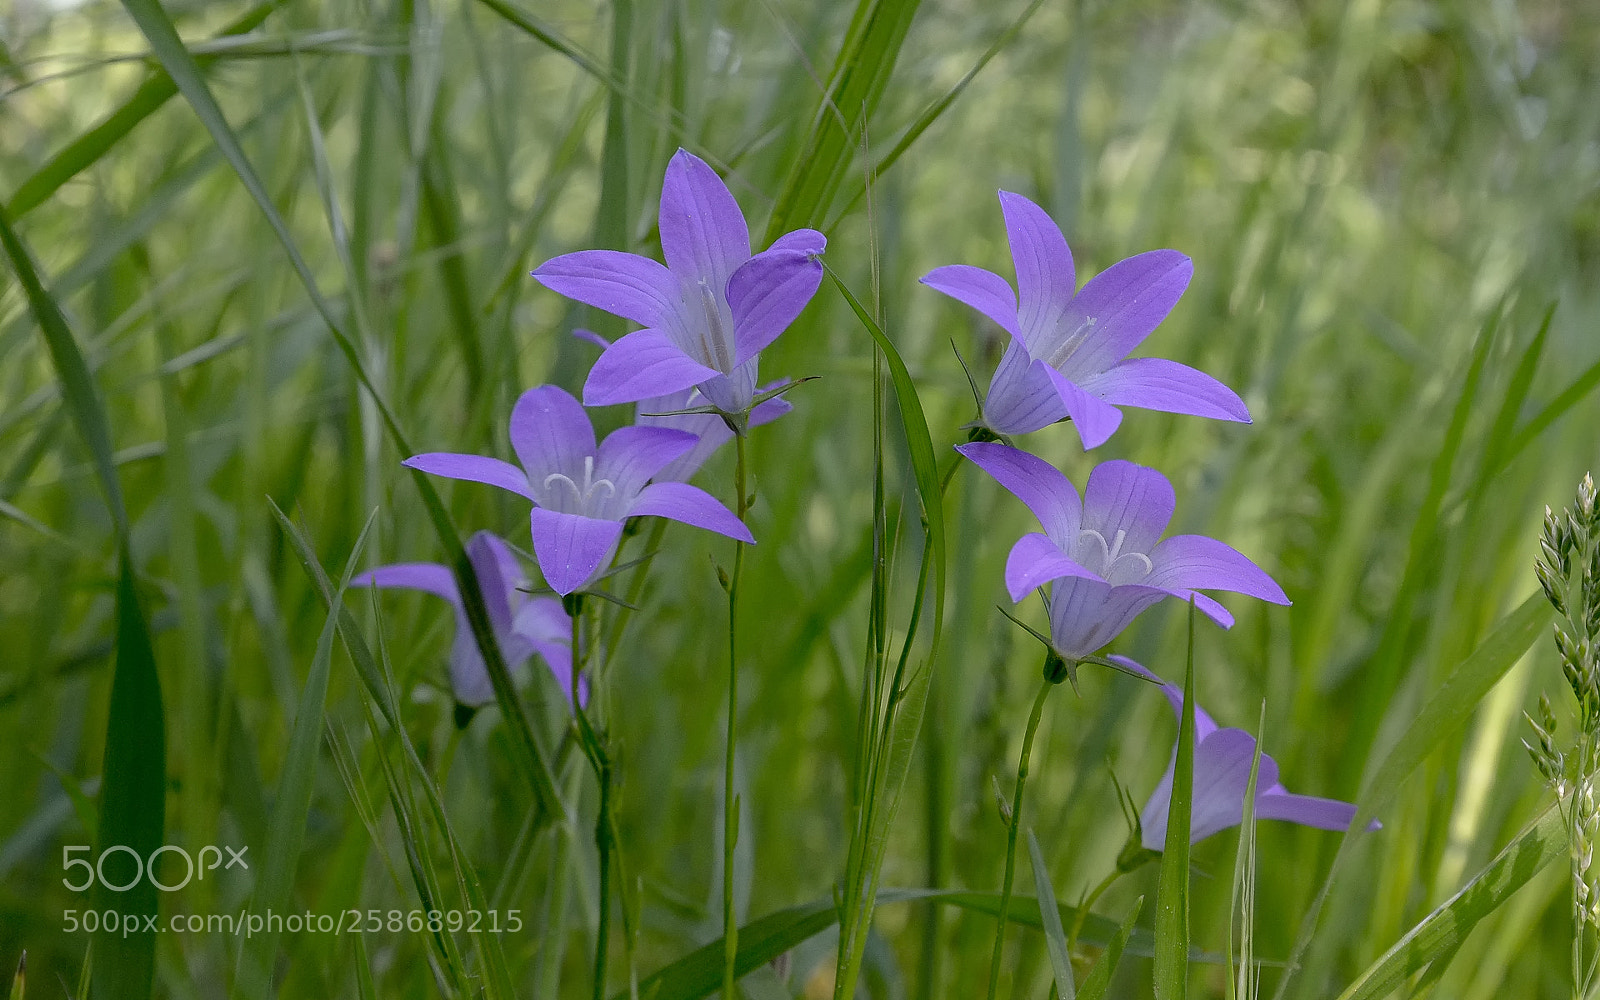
[957,442,1289,659]
[533,149,826,415]
[402,385,752,596]
[1113,657,1376,849]
[922,191,1249,449]
[572,328,793,482]
[351,531,584,709]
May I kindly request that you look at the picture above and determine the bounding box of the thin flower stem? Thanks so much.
[569,601,614,1000]
[1066,868,1123,957]
[723,429,749,1000]
[987,676,1056,1000]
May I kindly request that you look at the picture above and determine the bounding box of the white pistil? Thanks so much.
[1046,315,1098,371]
[543,455,617,514]
[696,279,734,373]
[1078,526,1153,580]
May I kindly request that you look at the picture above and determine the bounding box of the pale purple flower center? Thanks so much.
[539,456,621,518]
[1073,526,1153,585]
[690,278,737,373]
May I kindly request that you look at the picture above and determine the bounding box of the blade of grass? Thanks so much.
[764,0,923,240]
[1077,897,1144,1000]
[5,0,282,218]
[0,191,164,1000]
[1228,705,1265,1000]
[1154,601,1198,1000]
[115,0,563,819]
[7,952,20,1000]
[1333,802,1565,1000]
[236,510,377,1000]
[1028,830,1076,1000]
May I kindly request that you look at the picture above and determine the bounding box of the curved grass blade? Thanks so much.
[1154,602,1198,1000]
[1028,830,1075,999]
[0,195,164,1000]
[1334,803,1564,1000]
[236,511,377,1000]
[115,0,562,819]
[764,0,923,241]
[1078,897,1144,1000]
[6,0,282,218]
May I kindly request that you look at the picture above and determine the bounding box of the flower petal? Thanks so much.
[998,191,1075,353]
[1141,728,1284,849]
[350,562,457,602]
[766,228,827,255]
[627,481,754,542]
[1126,657,1219,741]
[532,250,680,329]
[529,509,623,596]
[1054,249,1192,375]
[465,531,522,634]
[1044,578,1168,659]
[508,385,595,487]
[954,441,1081,547]
[729,247,824,366]
[447,618,503,708]
[403,452,535,501]
[981,342,1066,436]
[583,329,721,407]
[513,598,587,710]
[1255,790,1373,832]
[1147,535,1289,605]
[1083,357,1250,423]
[659,148,750,292]
[597,425,697,502]
[1037,363,1123,449]
[1004,532,1103,602]
[920,264,1021,339]
[1080,460,1176,555]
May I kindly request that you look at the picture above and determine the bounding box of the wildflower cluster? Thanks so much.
[926,193,1370,994]
[1526,474,1600,962]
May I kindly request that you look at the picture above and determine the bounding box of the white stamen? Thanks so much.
[1046,316,1098,371]
[543,455,617,513]
[1077,526,1153,579]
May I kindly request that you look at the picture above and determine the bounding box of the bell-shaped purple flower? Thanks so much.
[402,385,753,596]
[957,442,1289,659]
[922,191,1249,449]
[1114,657,1376,849]
[572,328,794,483]
[351,531,584,709]
[533,149,826,415]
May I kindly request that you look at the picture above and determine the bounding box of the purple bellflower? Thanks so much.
[351,531,583,708]
[534,149,826,416]
[572,328,793,482]
[402,385,753,596]
[1114,657,1375,849]
[922,191,1249,449]
[957,442,1289,659]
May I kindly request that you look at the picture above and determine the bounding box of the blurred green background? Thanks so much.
[3,0,1599,995]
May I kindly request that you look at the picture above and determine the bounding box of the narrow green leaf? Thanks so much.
[765,0,924,239]
[0,205,125,531]
[116,0,563,818]
[237,511,376,1000]
[1227,706,1265,1000]
[1354,591,1551,827]
[1154,602,1198,1000]
[5,0,281,218]
[1334,803,1564,1000]
[10,951,24,1000]
[1028,830,1075,1000]
[1479,303,1554,481]
[1077,896,1144,1000]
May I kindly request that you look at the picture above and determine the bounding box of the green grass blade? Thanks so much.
[237,510,376,1000]
[1078,897,1144,1000]
[5,0,281,218]
[0,204,126,531]
[1333,803,1565,1000]
[1154,601,1198,1000]
[1354,591,1550,827]
[8,952,21,1000]
[765,0,923,240]
[1228,706,1265,1000]
[1028,829,1076,1000]
[1478,303,1554,481]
